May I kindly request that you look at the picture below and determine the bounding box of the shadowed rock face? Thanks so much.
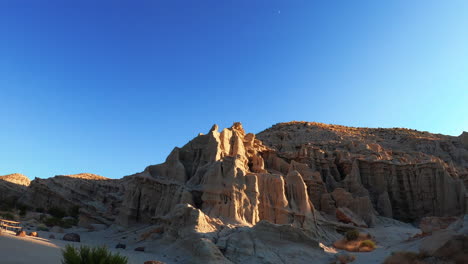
[0,173,30,204]
[257,122,468,223]
[18,173,126,225]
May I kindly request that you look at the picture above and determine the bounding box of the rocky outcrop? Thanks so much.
[2,121,467,263]
[257,122,468,223]
[117,123,324,237]
[19,173,126,226]
[0,173,31,205]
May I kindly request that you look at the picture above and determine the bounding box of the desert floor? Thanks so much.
[0,217,423,264]
[0,229,172,264]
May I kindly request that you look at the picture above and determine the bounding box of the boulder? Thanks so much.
[16,231,26,237]
[336,207,367,227]
[336,253,356,264]
[28,231,38,237]
[420,216,459,234]
[115,243,126,249]
[63,233,80,242]
[49,234,56,239]
[420,230,468,263]
[134,247,145,252]
[50,226,64,233]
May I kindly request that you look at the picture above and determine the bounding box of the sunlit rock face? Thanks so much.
[257,122,468,223]
[118,122,467,229]
[117,122,321,232]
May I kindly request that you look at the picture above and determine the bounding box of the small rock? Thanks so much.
[16,231,26,237]
[336,253,356,264]
[144,261,166,264]
[116,243,126,249]
[51,226,65,233]
[49,234,56,239]
[63,233,80,242]
[28,231,39,237]
[134,246,145,252]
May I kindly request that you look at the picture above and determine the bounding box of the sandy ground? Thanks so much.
[0,216,424,264]
[0,229,172,264]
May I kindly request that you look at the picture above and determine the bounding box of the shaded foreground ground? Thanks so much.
[0,230,166,264]
[0,217,424,264]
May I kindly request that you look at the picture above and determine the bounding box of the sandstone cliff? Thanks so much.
[3,122,467,263]
[257,122,467,223]
[0,173,31,205]
[118,123,323,235]
[18,173,126,226]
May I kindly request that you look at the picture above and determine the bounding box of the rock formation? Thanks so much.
[18,173,126,226]
[2,121,467,263]
[0,173,30,206]
[257,122,468,223]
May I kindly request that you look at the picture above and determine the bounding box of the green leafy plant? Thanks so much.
[62,245,128,264]
[345,229,359,241]
[360,239,376,249]
[48,207,66,218]
[44,216,64,227]
[68,206,80,219]
[63,218,78,228]
[1,213,15,220]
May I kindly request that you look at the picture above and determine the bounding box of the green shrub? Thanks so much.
[44,216,78,228]
[19,208,27,217]
[48,207,66,218]
[1,213,15,220]
[360,239,376,249]
[69,206,80,218]
[44,217,64,227]
[37,224,49,232]
[63,218,78,228]
[345,229,359,241]
[62,245,128,264]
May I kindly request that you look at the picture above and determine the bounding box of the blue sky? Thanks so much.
[1,1,467,179]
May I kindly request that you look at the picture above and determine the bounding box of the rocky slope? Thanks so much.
[257,122,468,223]
[2,121,467,263]
[0,173,31,205]
[18,173,126,226]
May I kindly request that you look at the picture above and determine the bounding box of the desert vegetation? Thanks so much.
[62,245,128,264]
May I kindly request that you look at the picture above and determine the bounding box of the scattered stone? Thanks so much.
[144,261,165,264]
[28,231,38,237]
[116,243,126,249]
[336,253,356,264]
[16,231,26,237]
[50,226,64,233]
[63,233,80,242]
[420,216,459,234]
[49,234,56,239]
[336,207,368,228]
[134,247,145,252]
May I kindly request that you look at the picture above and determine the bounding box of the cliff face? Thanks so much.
[118,123,321,234]
[0,173,31,205]
[3,122,467,263]
[5,122,466,230]
[256,122,468,223]
[19,173,126,225]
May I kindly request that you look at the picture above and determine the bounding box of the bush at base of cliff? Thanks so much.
[62,245,128,264]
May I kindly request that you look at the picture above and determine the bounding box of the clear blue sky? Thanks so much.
[1,1,467,179]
